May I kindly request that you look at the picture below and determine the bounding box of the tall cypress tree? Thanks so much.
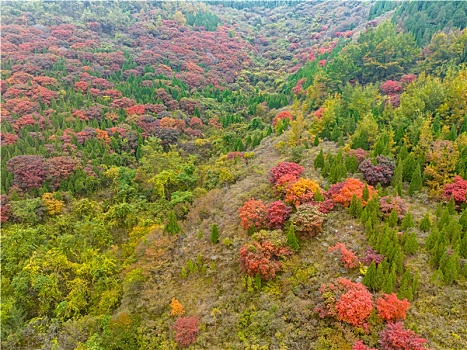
[409,164,422,195]
[314,149,325,170]
[286,225,300,252]
[164,211,181,235]
[210,224,220,243]
[363,260,378,291]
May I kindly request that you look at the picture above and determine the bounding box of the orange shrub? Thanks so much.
[376,293,410,322]
[332,178,377,207]
[285,178,322,207]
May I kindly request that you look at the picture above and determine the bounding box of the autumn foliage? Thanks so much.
[272,110,293,126]
[285,178,322,207]
[329,242,359,268]
[379,322,428,350]
[170,297,185,316]
[443,176,467,207]
[331,178,377,207]
[267,201,291,229]
[291,204,326,236]
[174,316,200,348]
[239,198,268,232]
[316,278,374,329]
[239,240,293,281]
[269,162,304,185]
[376,293,411,322]
[379,196,408,219]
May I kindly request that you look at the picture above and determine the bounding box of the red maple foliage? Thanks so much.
[361,247,384,266]
[47,156,78,189]
[174,316,200,348]
[6,155,48,190]
[269,162,304,185]
[239,240,293,281]
[381,80,402,94]
[239,198,268,232]
[267,201,291,229]
[335,279,373,328]
[379,322,427,350]
[74,81,89,92]
[126,104,146,115]
[272,111,293,126]
[316,278,373,329]
[189,117,203,128]
[359,156,395,186]
[379,196,408,219]
[349,148,368,163]
[352,341,378,350]
[376,294,411,322]
[332,178,377,207]
[329,242,359,268]
[443,176,467,207]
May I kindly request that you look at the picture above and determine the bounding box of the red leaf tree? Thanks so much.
[272,111,293,126]
[379,196,408,220]
[329,242,359,268]
[269,162,304,185]
[379,322,428,350]
[443,176,467,207]
[376,293,410,322]
[331,178,377,207]
[353,341,377,350]
[239,239,292,281]
[267,201,291,229]
[239,198,268,232]
[174,316,200,348]
[6,155,48,190]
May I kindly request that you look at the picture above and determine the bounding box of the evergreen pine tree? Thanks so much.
[314,190,325,202]
[401,212,414,230]
[425,227,439,251]
[387,209,399,228]
[314,149,325,169]
[360,208,369,225]
[447,197,456,215]
[382,267,396,293]
[314,134,320,147]
[459,209,467,230]
[210,224,220,243]
[164,211,181,235]
[286,225,300,252]
[437,209,450,230]
[399,143,409,161]
[442,251,459,285]
[419,213,431,232]
[409,163,422,195]
[460,235,467,259]
[398,269,414,301]
[349,194,359,217]
[395,181,402,196]
[392,157,403,186]
[402,153,417,182]
[345,155,359,174]
[403,232,419,255]
[363,260,378,291]
[363,184,370,202]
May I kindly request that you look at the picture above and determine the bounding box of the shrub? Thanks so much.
[359,156,395,186]
[267,201,291,229]
[316,278,373,328]
[443,176,467,208]
[376,293,410,322]
[174,316,200,348]
[239,240,293,281]
[272,110,293,126]
[269,162,304,185]
[332,178,377,207]
[379,196,408,220]
[353,341,377,350]
[291,204,326,236]
[379,322,427,350]
[170,298,185,316]
[361,247,384,266]
[285,178,322,207]
[328,242,359,268]
[239,198,268,232]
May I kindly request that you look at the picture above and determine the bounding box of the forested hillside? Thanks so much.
[1,1,467,349]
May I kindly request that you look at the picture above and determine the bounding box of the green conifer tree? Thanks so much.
[314,134,320,146]
[447,197,456,215]
[392,157,403,187]
[409,164,422,195]
[419,213,431,232]
[437,209,450,230]
[286,225,300,252]
[442,251,459,285]
[401,212,414,230]
[387,209,399,228]
[403,153,417,182]
[164,211,181,235]
[459,209,467,230]
[363,260,378,291]
[398,269,414,301]
[403,232,419,255]
[314,149,325,170]
[363,184,370,202]
[210,224,220,243]
[345,155,359,174]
